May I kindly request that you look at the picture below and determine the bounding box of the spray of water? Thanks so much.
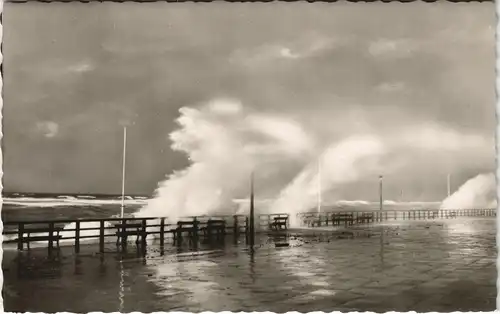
[440,173,496,209]
[137,99,313,221]
[270,135,386,226]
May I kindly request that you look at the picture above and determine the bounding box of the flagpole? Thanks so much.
[317,157,322,214]
[121,126,127,218]
[447,174,451,197]
[249,172,255,247]
[379,175,383,211]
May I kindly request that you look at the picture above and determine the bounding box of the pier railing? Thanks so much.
[2,215,250,253]
[296,208,496,227]
[2,208,495,254]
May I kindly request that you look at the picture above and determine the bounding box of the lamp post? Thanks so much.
[249,172,255,247]
[379,175,383,211]
[447,174,451,197]
[120,126,127,218]
[317,157,322,214]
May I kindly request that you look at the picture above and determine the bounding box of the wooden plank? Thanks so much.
[23,227,64,233]
[114,223,143,229]
[22,235,62,242]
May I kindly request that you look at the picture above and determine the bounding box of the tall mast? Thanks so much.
[249,172,255,247]
[447,174,451,197]
[121,126,127,218]
[317,157,322,214]
[379,175,383,211]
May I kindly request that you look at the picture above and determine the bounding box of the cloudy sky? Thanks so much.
[3,2,496,201]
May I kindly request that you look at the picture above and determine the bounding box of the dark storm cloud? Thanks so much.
[3,2,495,200]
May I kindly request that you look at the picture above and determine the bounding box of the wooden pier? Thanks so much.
[2,208,496,254]
[3,215,251,255]
[295,208,496,227]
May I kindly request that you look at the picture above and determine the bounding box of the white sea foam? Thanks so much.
[2,197,149,208]
[440,173,496,209]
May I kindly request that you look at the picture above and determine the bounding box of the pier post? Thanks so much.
[141,219,147,248]
[48,222,55,255]
[176,221,182,245]
[75,221,80,254]
[193,217,199,243]
[159,218,165,249]
[233,215,239,237]
[17,223,24,251]
[99,220,105,253]
[245,216,249,243]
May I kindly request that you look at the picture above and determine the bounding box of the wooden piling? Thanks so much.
[233,215,239,237]
[141,219,147,247]
[120,219,127,248]
[245,216,249,243]
[159,218,165,248]
[17,223,24,251]
[75,221,80,253]
[99,220,105,253]
[176,221,182,244]
[193,218,199,243]
[48,222,55,254]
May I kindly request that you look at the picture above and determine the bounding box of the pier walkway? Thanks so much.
[2,216,496,312]
[2,208,495,255]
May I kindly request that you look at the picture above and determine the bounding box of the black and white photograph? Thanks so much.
[1,1,497,312]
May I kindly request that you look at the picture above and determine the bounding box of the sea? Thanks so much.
[1,192,443,223]
[1,192,149,222]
